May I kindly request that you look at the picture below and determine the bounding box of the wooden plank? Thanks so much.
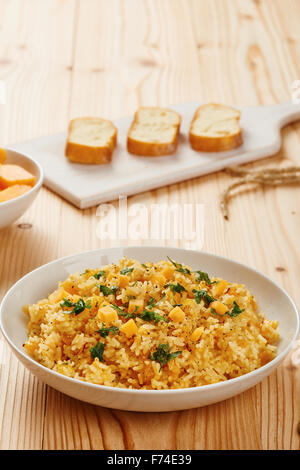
[0,0,77,450]
[0,0,299,450]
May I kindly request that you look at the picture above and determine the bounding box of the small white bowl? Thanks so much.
[0,149,43,229]
[0,246,299,412]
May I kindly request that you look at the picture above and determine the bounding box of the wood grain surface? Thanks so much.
[0,0,300,450]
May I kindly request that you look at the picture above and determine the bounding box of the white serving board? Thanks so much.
[10,102,300,209]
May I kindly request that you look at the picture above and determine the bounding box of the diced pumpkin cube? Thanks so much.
[169,306,185,322]
[213,280,228,297]
[150,272,166,286]
[210,301,228,315]
[119,275,129,288]
[0,184,32,202]
[98,305,118,323]
[61,279,77,294]
[128,299,144,314]
[120,319,138,337]
[161,265,174,280]
[0,148,6,164]
[190,327,204,342]
[48,287,69,303]
[0,164,35,189]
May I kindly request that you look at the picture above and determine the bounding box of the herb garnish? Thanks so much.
[140,310,168,324]
[111,303,167,324]
[167,256,191,275]
[93,270,106,280]
[194,270,211,284]
[97,326,119,338]
[148,343,181,371]
[227,301,244,317]
[60,298,92,315]
[90,342,105,361]
[166,282,186,294]
[111,304,126,314]
[120,267,134,275]
[193,289,215,307]
[96,284,118,296]
[146,297,156,308]
[111,304,138,319]
[211,301,244,318]
[211,308,221,316]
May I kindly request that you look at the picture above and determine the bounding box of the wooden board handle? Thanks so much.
[269,102,300,128]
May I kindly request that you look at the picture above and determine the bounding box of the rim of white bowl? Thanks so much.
[0,149,43,207]
[0,246,299,395]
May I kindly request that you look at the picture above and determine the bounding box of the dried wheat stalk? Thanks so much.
[220,165,300,220]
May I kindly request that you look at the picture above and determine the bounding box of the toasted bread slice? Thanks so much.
[127,107,181,156]
[65,117,117,164]
[189,103,243,152]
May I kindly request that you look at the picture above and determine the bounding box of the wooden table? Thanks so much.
[0,0,300,450]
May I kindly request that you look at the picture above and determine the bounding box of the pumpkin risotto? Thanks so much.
[24,257,279,389]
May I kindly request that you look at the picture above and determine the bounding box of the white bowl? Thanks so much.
[0,149,43,229]
[0,246,299,412]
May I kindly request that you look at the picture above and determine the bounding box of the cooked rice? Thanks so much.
[24,256,279,390]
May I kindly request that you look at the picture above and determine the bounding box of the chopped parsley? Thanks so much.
[166,282,186,294]
[120,267,134,275]
[141,263,148,269]
[210,307,221,316]
[146,297,156,308]
[194,270,212,285]
[193,289,215,307]
[60,298,91,315]
[148,343,181,371]
[111,304,126,314]
[111,303,166,324]
[97,326,119,338]
[227,301,244,317]
[96,284,118,296]
[111,304,138,319]
[90,342,105,361]
[140,310,168,324]
[211,301,244,318]
[167,256,191,275]
[93,270,106,280]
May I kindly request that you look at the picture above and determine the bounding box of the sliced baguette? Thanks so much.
[65,117,117,164]
[127,107,181,156]
[189,103,243,152]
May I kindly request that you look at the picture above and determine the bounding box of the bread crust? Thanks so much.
[127,107,181,157]
[189,104,243,152]
[65,117,117,164]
